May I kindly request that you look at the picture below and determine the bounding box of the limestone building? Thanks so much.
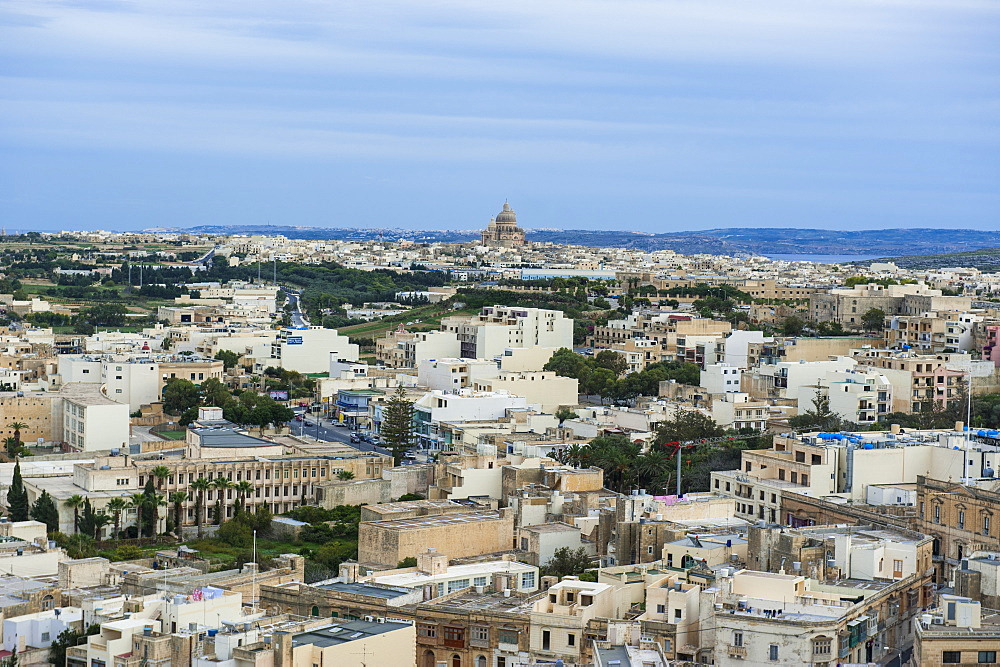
[481,201,527,248]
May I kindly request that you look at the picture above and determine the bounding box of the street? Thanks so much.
[282,288,310,327]
[288,414,395,459]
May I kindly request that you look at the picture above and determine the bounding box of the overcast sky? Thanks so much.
[2,0,998,232]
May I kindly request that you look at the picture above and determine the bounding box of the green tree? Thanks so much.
[788,389,842,432]
[49,625,101,667]
[555,407,579,423]
[214,349,240,369]
[200,377,231,407]
[162,378,200,415]
[191,477,212,537]
[29,490,59,533]
[540,546,593,578]
[861,307,886,332]
[654,410,725,445]
[141,477,159,537]
[397,556,418,568]
[106,497,128,541]
[7,421,27,454]
[381,386,414,465]
[7,460,29,520]
[235,480,254,515]
[336,470,355,481]
[212,477,233,525]
[169,492,188,534]
[594,350,628,377]
[64,494,86,534]
[780,315,806,336]
[151,465,171,491]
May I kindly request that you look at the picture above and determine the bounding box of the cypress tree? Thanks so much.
[141,478,157,537]
[29,490,59,533]
[7,460,29,521]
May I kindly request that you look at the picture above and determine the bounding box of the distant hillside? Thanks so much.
[171,225,1000,257]
[848,247,1000,271]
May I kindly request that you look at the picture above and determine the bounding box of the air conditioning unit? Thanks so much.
[376,617,385,623]
[364,615,374,622]
[931,616,944,625]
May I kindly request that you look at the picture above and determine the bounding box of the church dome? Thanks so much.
[495,201,517,224]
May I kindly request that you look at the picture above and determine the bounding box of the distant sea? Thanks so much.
[763,253,886,264]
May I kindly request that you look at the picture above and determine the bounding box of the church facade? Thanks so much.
[480,201,527,248]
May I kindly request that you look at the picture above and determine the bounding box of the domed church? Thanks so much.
[480,201,527,248]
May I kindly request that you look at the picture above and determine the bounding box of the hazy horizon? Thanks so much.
[3,1,998,232]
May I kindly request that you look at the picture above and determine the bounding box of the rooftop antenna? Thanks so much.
[353,643,374,667]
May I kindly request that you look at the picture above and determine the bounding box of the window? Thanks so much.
[732,631,743,647]
[656,604,665,614]
[542,630,550,651]
[813,639,831,655]
[41,632,50,642]
[769,645,779,661]
[959,510,966,530]
[521,572,535,588]
[443,627,464,642]
[985,515,992,536]
[470,626,489,642]
[935,505,941,524]
[498,630,518,645]
[980,652,997,664]
[448,579,470,592]
[674,609,682,620]
[942,652,961,664]
[647,546,654,555]
[473,576,488,587]
[418,625,437,638]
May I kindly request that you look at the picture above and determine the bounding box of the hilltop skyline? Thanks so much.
[2,1,998,232]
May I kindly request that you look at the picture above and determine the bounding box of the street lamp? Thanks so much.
[882,646,904,667]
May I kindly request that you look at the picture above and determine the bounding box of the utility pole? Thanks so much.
[661,434,761,495]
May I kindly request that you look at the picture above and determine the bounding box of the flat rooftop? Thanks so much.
[363,500,462,514]
[371,560,534,588]
[292,620,409,648]
[522,522,578,534]
[371,511,502,530]
[314,582,412,600]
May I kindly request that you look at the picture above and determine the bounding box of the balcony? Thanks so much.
[727,645,747,658]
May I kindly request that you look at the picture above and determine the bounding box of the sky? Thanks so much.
[1,0,999,233]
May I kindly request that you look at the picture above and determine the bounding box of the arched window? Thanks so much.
[476,657,487,667]
[311,606,319,617]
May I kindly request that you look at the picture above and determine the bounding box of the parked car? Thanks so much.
[350,434,361,443]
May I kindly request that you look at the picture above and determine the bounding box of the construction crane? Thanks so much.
[657,434,763,495]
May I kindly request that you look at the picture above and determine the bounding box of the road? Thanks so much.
[282,288,310,327]
[288,414,395,459]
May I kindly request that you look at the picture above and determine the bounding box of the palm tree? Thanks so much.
[336,470,355,481]
[191,477,211,538]
[169,492,188,534]
[64,495,85,534]
[127,493,146,536]
[235,481,254,515]
[211,477,233,524]
[7,422,26,451]
[91,513,112,540]
[151,465,171,491]
[152,494,167,535]
[106,498,127,541]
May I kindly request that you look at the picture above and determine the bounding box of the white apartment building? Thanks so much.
[268,326,358,373]
[800,367,893,425]
[701,363,743,394]
[418,357,500,391]
[412,389,530,449]
[57,383,130,452]
[473,370,579,413]
[442,305,573,359]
